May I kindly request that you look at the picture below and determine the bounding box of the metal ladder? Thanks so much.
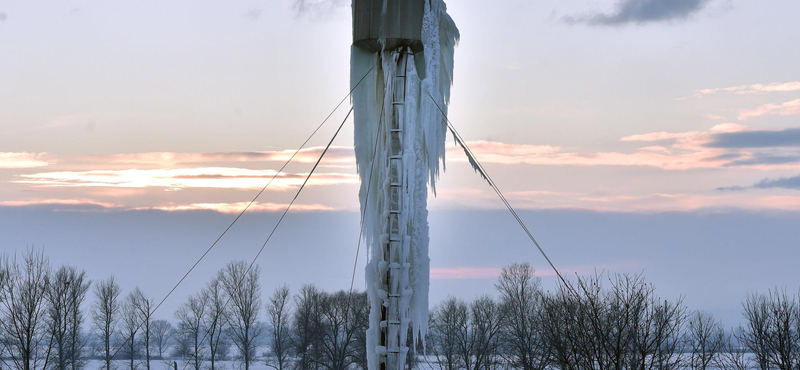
[381,49,410,370]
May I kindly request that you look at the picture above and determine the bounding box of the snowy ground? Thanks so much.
[85,359,273,370]
[84,357,439,370]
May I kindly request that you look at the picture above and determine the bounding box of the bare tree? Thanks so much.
[67,270,90,370]
[131,288,154,370]
[470,296,504,370]
[741,293,772,370]
[0,258,7,370]
[121,291,141,370]
[292,284,324,370]
[429,297,467,370]
[175,293,207,370]
[717,328,752,370]
[764,289,799,370]
[48,267,71,370]
[93,277,121,370]
[633,278,687,370]
[47,265,90,370]
[454,298,474,370]
[0,250,53,370]
[221,261,262,370]
[203,275,227,370]
[150,320,173,360]
[495,263,547,370]
[688,311,725,370]
[737,289,800,370]
[540,272,686,370]
[266,285,293,370]
[541,287,588,370]
[314,291,366,370]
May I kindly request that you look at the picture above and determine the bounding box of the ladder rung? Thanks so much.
[390,155,402,160]
[395,75,406,78]
[389,183,401,187]
[389,210,400,214]
[392,102,404,106]
[388,294,401,298]
[390,129,403,133]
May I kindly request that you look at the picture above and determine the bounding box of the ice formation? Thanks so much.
[351,1,458,370]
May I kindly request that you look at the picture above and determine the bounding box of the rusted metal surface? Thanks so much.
[352,0,424,53]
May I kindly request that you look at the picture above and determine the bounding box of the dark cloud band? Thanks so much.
[565,0,711,26]
[707,128,800,149]
[754,176,800,190]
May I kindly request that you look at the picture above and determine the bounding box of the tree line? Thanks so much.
[0,249,370,370]
[3,250,800,370]
[426,263,800,370]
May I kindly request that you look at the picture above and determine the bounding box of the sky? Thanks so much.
[1,0,799,327]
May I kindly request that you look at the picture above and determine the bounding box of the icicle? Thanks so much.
[448,126,491,185]
[352,2,458,369]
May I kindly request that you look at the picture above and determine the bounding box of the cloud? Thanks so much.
[724,154,800,167]
[141,202,337,213]
[0,152,51,169]
[86,127,786,175]
[430,267,502,280]
[706,127,800,148]
[738,99,800,120]
[8,125,800,215]
[0,199,336,214]
[69,124,800,179]
[438,186,800,213]
[14,167,358,190]
[714,185,747,192]
[89,124,769,172]
[753,176,800,190]
[292,0,347,19]
[94,146,355,167]
[450,124,763,171]
[693,81,800,97]
[564,0,711,26]
[705,152,742,161]
[0,199,119,209]
[243,9,262,21]
[716,174,800,193]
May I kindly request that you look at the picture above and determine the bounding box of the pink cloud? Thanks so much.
[7,124,800,214]
[693,81,800,97]
[0,198,336,213]
[0,152,51,169]
[141,202,337,213]
[738,99,800,120]
[15,167,358,190]
[444,124,766,171]
[749,82,800,93]
[94,146,355,167]
[693,85,749,96]
[435,187,800,213]
[430,267,502,280]
[0,199,119,208]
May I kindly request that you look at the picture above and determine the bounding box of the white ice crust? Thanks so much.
[351,1,458,370]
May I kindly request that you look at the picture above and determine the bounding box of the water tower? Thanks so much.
[350,1,458,370]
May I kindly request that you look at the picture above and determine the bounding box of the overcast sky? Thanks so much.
[1,0,799,327]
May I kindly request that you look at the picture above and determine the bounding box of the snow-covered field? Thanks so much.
[84,359,273,370]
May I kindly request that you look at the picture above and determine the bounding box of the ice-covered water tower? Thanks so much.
[350,1,458,370]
